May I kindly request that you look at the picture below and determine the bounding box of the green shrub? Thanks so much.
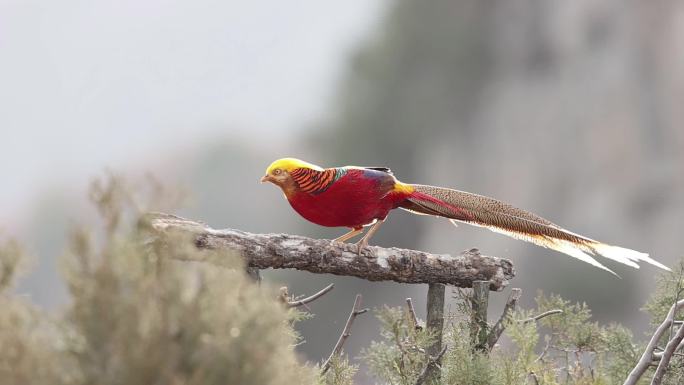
[357,284,684,385]
[0,175,317,385]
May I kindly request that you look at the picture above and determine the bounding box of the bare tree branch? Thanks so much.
[528,372,540,385]
[406,298,422,331]
[523,309,564,323]
[414,345,448,385]
[321,294,369,374]
[143,212,515,290]
[486,288,522,350]
[652,317,684,385]
[286,283,335,308]
[653,339,684,359]
[624,299,684,385]
[534,337,552,363]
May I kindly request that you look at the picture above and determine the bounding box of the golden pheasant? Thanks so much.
[261,158,669,275]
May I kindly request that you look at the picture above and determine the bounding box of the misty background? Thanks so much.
[3,1,683,383]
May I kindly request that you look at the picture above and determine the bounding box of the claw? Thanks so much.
[353,218,385,255]
[355,239,368,255]
[330,239,345,247]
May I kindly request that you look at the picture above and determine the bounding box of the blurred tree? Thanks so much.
[0,175,318,385]
[318,0,492,166]
[312,0,684,328]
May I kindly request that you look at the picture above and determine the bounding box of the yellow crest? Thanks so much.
[265,158,324,174]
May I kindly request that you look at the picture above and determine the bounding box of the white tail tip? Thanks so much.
[592,243,671,271]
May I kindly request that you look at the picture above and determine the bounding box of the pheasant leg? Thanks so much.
[356,219,385,252]
[332,227,364,244]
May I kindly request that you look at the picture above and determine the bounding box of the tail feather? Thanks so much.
[402,184,670,273]
[591,243,670,271]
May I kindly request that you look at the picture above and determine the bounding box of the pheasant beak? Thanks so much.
[260,174,271,183]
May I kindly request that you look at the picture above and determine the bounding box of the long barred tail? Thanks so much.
[400,184,670,275]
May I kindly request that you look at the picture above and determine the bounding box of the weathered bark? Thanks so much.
[471,280,490,351]
[424,283,446,384]
[142,212,515,290]
[651,315,684,385]
[624,299,684,385]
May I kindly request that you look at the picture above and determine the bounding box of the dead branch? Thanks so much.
[486,288,522,350]
[523,309,564,323]
[528,372,540,385]
[624,299,684,385]
[414,345,448,385]
[321,294,369,374]
[653,340,684,359]
[286,283,335,308]
[143,212,515,290]
[652,318,684,384]
[406,298,422,331]
[534,337,552,363]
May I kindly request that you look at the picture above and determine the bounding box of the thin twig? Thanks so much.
[534,336,552,363]
[286,283,335,308]
[486,288,522,350]
[653,340,684,359]
[523,309,564,323]
[393,332,410,378]
[406,298,422,330]
[414,345,448,385]
[321,294,369,374]
[528,372,540,385]
[624,299,684,385]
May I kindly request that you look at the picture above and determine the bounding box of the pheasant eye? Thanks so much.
[273,169,282,175]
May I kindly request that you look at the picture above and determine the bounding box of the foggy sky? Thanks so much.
[0,0,388,227]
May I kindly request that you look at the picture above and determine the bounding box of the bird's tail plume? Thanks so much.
[400,184,670,275]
